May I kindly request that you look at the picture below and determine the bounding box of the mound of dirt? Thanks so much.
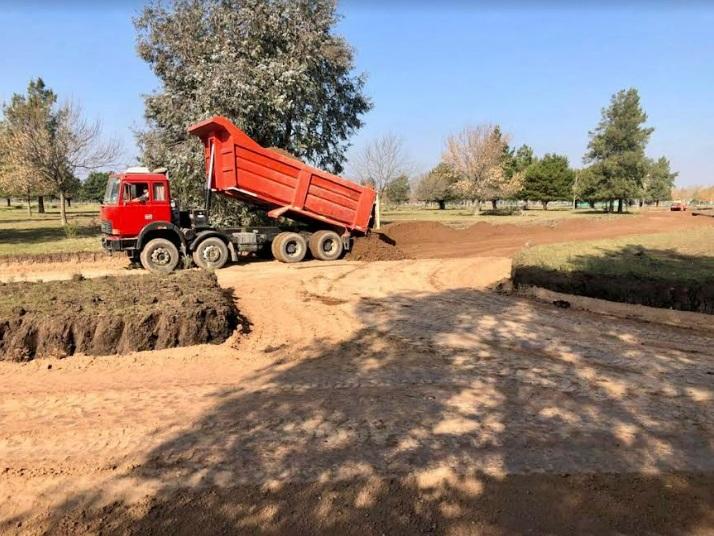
[347,231,407,261]
[0,271,242,361]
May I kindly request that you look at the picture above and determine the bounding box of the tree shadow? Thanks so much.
[0,224,99,245]
[8,288,714,534]
[514,245,714,314]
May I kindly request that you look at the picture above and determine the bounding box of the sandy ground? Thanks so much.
[1,212,713,534]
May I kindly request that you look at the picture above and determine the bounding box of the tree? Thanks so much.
[0,79,119,224]
[80,171,111,203]
[0,79,55,215]
[521,153,575,209]
[584,88,654,213]
[384,174,410,206]
[415,163,460,209]
[443,124,509,212]
[352,134,409,197]
[643,157,677,206]
[510,144,536,173]
[135,0,371,222]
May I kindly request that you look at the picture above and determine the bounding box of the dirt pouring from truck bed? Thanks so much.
[0,271,241,361]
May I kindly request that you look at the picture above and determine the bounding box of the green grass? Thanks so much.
[381,206,642,226]
[514,228,714,281]
[0,204,102,257]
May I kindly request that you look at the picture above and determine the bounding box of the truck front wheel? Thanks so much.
[140,238,180,274]
[193,237,230,270]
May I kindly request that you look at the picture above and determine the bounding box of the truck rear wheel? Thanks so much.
[309,230,343,261]
[140,238,180,274]
[273,232,307,263]
[192,237,229,270]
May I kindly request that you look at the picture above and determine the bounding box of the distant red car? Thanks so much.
[670,201,687,211]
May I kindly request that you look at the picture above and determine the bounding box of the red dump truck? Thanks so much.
[101,116,376,273]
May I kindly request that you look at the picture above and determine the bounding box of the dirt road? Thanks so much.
[1,251,713,534]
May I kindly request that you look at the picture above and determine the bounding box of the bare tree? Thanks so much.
[443,125,509,213]
[351,133,410,226]
[3,100,120,225]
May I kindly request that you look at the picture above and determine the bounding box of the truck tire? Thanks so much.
[140,238,180,274]
[309,230,343,261]
[192,237,229,270]
[273,232,307,263]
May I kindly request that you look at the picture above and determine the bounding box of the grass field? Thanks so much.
[513,228,714,313]
[382,205,644,225]
[515,228,714,280]
[0,204,102,257]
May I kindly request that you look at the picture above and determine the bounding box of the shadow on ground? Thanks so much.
[514,245,714,314]
[10,288,714,534]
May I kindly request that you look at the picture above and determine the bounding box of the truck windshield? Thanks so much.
[103,177,120,205]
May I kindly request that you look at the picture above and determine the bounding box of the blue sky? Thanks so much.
[1,2,712,185]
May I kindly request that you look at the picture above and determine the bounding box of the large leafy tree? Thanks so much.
[415,163,460,210]
[521,153,575,209]
[135,0,371,221]
[584,88,653,213]
[644,156,677,206]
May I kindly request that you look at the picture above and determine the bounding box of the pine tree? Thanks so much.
[521,154,575,209]
[584,88,653,212]
[644,157,677,206]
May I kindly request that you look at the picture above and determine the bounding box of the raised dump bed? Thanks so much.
[188,116,376,234]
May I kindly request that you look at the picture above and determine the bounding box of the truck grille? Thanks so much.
[100,220,112,234]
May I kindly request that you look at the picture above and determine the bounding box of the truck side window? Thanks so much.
[153,183,166,202]
[124,183,150,204]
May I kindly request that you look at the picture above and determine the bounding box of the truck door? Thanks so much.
[120,180,153,236]
[149,180,172,224]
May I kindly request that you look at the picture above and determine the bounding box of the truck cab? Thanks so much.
[101,168,181,263]
[101,168,173,236]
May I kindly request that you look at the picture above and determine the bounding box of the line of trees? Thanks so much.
[357,87,678,213]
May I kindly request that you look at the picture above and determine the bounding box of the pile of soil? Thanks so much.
[0,271,242,361]
[513,266,714,315]
[347,231,407,261]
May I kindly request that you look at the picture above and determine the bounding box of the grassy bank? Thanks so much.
[513,228,714,313]
[0,204,102,257]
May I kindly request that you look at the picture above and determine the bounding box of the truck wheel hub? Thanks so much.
[151,248,171,266]
[323,239,335,253]
[203,245,221,262]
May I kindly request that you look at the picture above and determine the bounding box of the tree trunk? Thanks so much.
[655,200,660,207]
[617,198,623,213]
[37,196,45,214]
[5,197,10,207]
[437,200,445,210]
[491,199,497,210]
[589,201,595,209]
[59,191,68,226]
[608,199,614,212]
[26,195,32,216]
[542,200,549,210]
[67,197,72,208]
[473,199,481,215]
